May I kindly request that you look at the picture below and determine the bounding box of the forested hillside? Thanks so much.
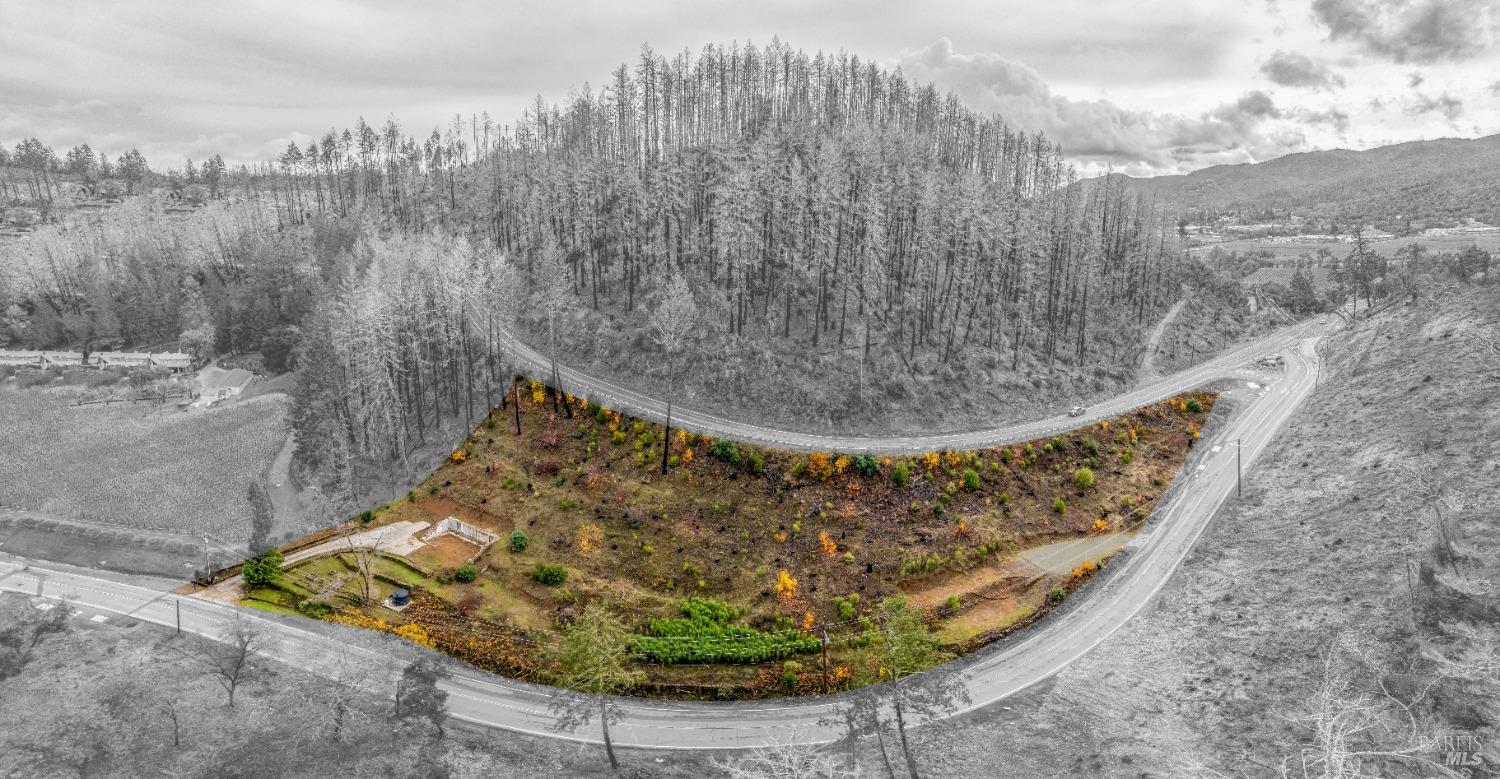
[1116,133,1500,230]
[3,41,1254,515]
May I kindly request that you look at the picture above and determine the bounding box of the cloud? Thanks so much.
[1311,0,1500,63]
[1218,90,1282,121]
[1408,71,1425,88]
[1490,81,1500,96]
[1404,92,1464,122]
[1260,50,1346,90]
[1295,107,1352,132]
[899,39,1306,175]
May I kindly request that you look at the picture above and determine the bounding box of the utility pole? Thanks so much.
[660,400,673,475]
[1236,438,1242,497]
[175,597,181,636]
[821,628,831,694]
[512,377,522,435]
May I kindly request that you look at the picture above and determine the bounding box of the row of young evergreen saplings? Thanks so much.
[628,597,823,664]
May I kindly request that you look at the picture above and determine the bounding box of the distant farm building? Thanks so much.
[95,351,154,369]
[0,349,198,372]
[151,352,193,371]
[0,350,43,367]
[39,351,85,367]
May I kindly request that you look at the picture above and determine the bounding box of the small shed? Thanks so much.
[39,351,85,367]
[152,352,193,371]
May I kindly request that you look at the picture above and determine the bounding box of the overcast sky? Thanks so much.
[2,0,1497,177]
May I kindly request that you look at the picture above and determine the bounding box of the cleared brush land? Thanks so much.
[239,382,1215,699]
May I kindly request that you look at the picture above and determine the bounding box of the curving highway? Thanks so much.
[0,322,1326,751]
[501,320,1320,454]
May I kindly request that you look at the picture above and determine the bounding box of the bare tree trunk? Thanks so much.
[894,698,919,779]
[600,697,620,772]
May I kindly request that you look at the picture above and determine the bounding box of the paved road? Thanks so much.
[0,328,1323,750]
[498,319,1318,454]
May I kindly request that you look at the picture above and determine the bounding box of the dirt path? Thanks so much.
[1017,533,1134,575]
[1137,299,1187,386]
[265,433,303,539]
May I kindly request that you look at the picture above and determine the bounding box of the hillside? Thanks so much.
[222,381,1216,699]
[906,278,1500,776]
[1114,133,1500,231]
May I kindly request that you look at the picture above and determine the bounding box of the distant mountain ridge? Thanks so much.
[1107,133,1500,230]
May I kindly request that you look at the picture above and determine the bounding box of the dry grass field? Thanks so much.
[0,385,288,542]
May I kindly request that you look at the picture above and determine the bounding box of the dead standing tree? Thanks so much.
[648,270,698,473]
[343,527,392,606]
[195,611,270,708]
[394,658,449,741]
[1277,632,1461,779]
[1392,459,1478,581]
[715,734,855,779]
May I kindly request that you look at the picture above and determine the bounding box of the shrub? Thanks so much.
[359,510,374,523]
[747,451,765,474]
[782,661,801,689]
[1073,467,1095,490]
[1120,449,1134,465]
[531,562,567,585]
[944,595,961,613]
[997,491,1010,505]
[1053,497,1067,513]
[296,599,333,619]
[789,460,807,478]
[890,461,911,487]
[611,430,626,445]
[454,563,477,583]
[709,439,741,464]
[852,454,880,477]
[1184,397,1204,413]
[241,550,283,587]
[774,569,798,600]
[834,596,857,621]
[961,468,981,491]
[1049,587,1068,603]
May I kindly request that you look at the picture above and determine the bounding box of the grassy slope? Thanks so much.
[260,386,1216,698]
[905,280,1500,776]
